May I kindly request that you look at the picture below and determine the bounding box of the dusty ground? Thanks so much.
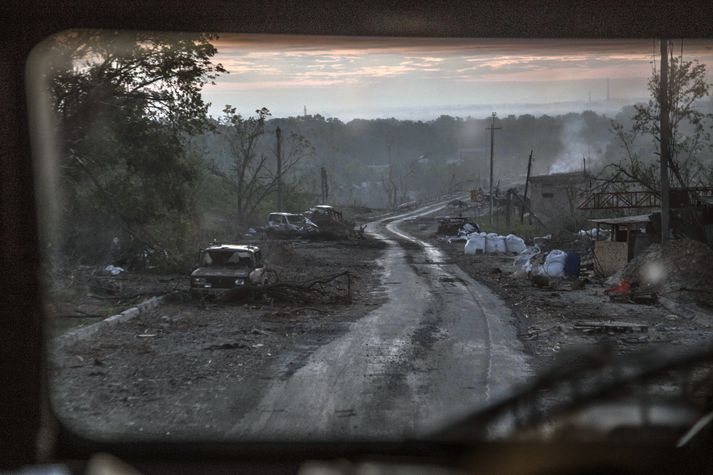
[398,215,713,376]
[47,267,187,337]
[48,201,713,442]
[49,238,387,439]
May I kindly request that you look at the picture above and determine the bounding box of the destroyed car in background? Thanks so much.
[262,205,364,240]
[265,212,318,238]
[436,216,479,238]
[190,244,267,299]
[304,204,358,240]
[397,200,417,210]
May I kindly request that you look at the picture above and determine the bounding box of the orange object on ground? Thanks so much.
[606,279,632,295]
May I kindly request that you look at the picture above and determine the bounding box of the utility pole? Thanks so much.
[521,150,533,224]
[659,39,671,243]
[320,166,329,203]
[276,126,283,210]
[486,112,501,225]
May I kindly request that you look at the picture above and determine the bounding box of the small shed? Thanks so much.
[589,214,652,276]
[528,171,591,225]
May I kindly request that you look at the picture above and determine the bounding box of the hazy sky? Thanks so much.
[202,36,713,121]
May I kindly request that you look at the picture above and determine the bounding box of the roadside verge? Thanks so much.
[53,292,179,350]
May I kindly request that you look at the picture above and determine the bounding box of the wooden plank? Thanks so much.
[574,320,649,333]
[594,240,628,277]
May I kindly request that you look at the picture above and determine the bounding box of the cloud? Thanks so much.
[213,35,713,58]
[207,78,358,90]
[204,35,713,103]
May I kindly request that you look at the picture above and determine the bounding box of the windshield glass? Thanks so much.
[202,250,252,267]
[30,32,713,445]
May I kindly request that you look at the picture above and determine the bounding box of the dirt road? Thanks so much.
[51,200,531,441]
[227,202,531,440]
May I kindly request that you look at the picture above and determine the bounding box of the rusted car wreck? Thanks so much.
[264,205,363,240]
[190,244,268,299]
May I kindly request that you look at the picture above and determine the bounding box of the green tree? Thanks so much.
[45,31,225,265]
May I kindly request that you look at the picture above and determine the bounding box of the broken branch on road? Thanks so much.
[265,271,353,304]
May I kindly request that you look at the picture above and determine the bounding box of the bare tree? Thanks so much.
[381,165,399,209]
[213,106,315,229]
[606,42,712,191]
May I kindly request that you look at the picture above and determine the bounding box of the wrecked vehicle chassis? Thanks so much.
[190,244,268,299]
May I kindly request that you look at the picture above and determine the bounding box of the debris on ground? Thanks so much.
[103,265,125,276]
[397,200,418,210]
[533,234,552,248]
[538,249,567,278]
[436,216,478,238]
[398,215,713,378]
[577,227,610,240]
[604,280,658,304]
[574,320,649,334]
[605,279,632,299]
[609,238,713,307]
[264,271,353,304]
[51,238,387,436]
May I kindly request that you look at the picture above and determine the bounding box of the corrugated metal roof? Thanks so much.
[589,214,652,225]
[529,171,590,183]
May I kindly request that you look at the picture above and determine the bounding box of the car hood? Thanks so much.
[191,266,250,278]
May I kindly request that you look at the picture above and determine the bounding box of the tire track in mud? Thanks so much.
[225,200,530,439]
[382,206,496,417]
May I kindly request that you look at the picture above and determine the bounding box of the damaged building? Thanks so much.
[528,171,592,225]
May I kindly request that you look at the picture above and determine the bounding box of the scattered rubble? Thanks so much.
[103,265,125,276]
[264,271,353,304]
[574,320,649,334]
[50,238,387,436]
[436,216,479,238]
[609,238,713,307]
[398,216,713,377]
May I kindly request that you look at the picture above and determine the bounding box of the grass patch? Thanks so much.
[49,316,105,338]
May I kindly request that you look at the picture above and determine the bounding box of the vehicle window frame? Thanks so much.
[4,0,713,470]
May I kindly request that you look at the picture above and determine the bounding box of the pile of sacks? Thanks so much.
[462,230,582,278]
[464,233,527,255]
[577,227,610,240]
[513,247,580,278]
[446,222,480,243]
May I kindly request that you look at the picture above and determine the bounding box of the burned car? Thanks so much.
[265,212,318,238]
[304,204,355,239]
[436,216,479,236]
[190,244,267,299]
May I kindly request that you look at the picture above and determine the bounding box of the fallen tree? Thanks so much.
[265,270,353,304]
